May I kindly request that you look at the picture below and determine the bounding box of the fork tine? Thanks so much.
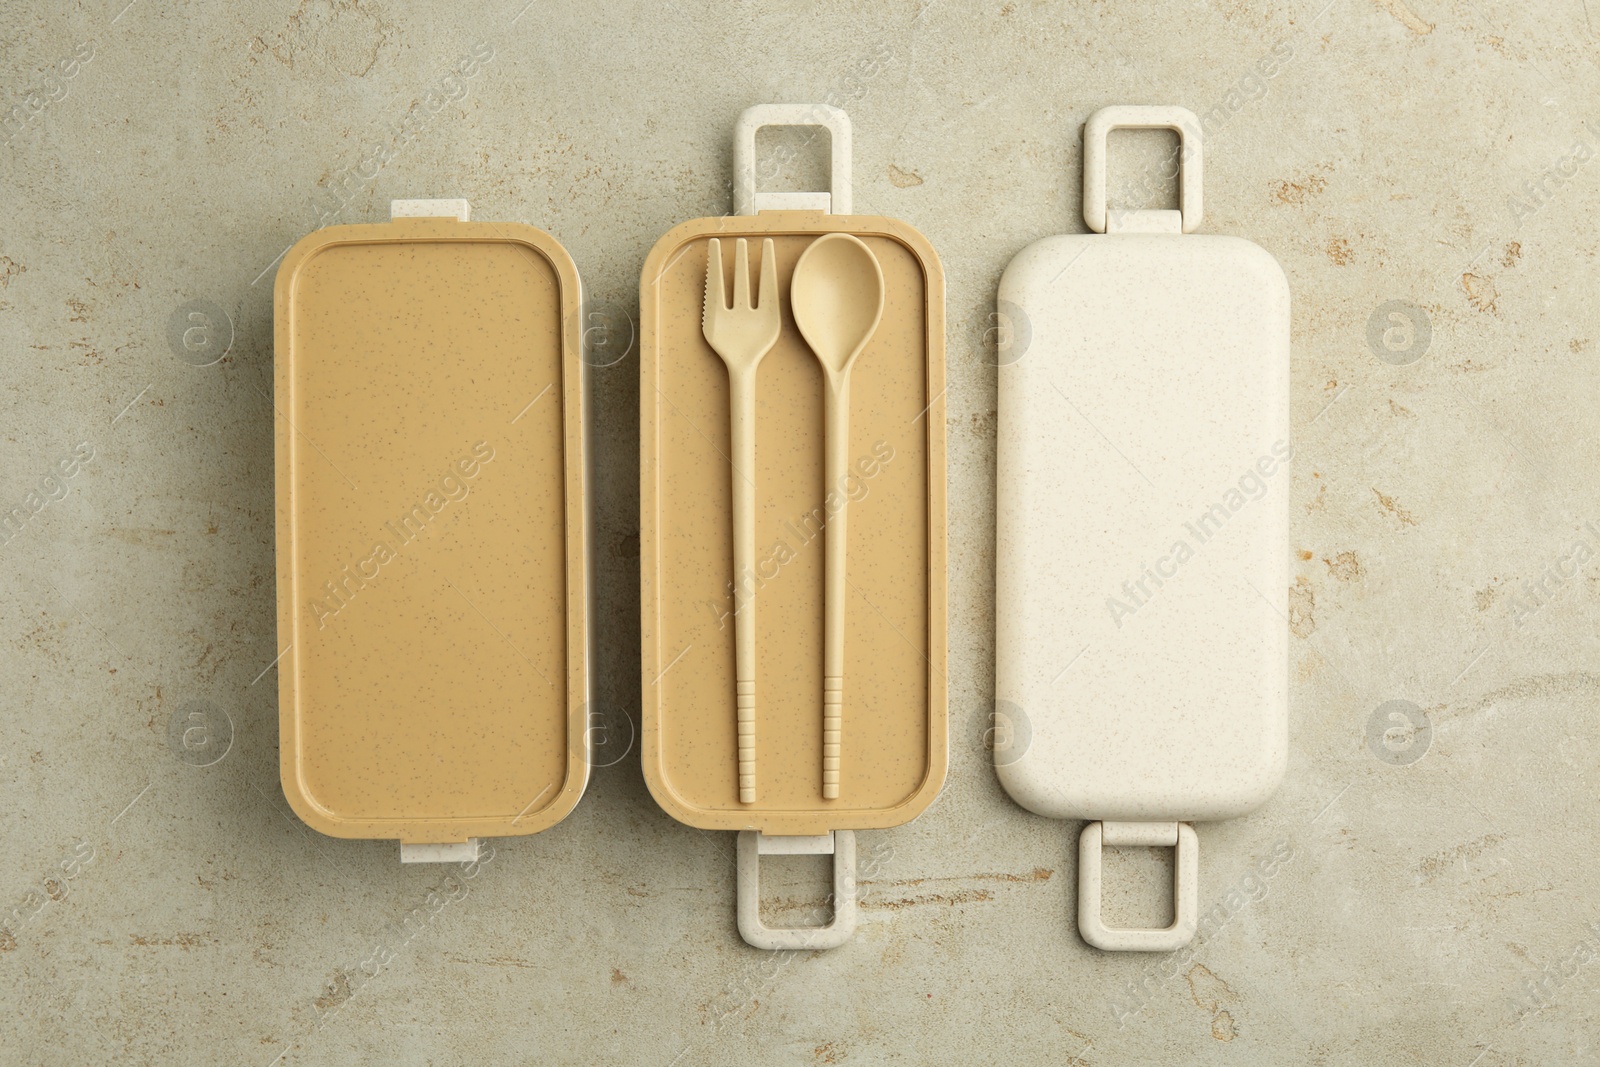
[702,238,724,333]
[733,238,751,309]
[758,238,777,312]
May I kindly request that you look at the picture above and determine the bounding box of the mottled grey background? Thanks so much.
[3,0,1600,1064]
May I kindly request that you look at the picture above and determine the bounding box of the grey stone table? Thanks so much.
[2,1,1597,1063]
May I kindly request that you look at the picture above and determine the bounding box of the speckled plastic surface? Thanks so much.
[640,211,948,836]
[995,112,1289,825]
[994,226,1291,820]
[273,215,588,845]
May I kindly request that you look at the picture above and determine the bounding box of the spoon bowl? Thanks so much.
[791,233,885,378]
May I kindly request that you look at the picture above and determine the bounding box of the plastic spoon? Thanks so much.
[790,233,885,800]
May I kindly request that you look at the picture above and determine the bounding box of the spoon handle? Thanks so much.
[822,372,850,800]
[730,367,758,804]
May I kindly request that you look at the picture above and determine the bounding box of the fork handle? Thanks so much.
[730,367,759,804]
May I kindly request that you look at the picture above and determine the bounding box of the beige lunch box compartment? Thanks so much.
[641,106,948,948]
[273,200,589,861]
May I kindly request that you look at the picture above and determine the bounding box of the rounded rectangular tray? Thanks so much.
[274,217,588,843]
[995,232,1290,823]
[640,212,947,835]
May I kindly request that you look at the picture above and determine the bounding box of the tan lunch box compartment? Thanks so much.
[641,106,948,949]
[273,201,588,858]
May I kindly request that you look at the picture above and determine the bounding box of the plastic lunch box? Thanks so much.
[994,106,1291,951]
[264,104,1290,958]
[640,105,949,949]
[273,198,589,863]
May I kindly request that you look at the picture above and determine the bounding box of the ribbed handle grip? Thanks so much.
[737,679,756,804]
[822,676,842,799]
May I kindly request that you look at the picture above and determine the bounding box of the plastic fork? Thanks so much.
[702,237,780,804]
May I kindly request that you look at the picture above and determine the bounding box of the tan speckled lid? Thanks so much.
[273,213,588,845]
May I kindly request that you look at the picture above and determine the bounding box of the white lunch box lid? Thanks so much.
[994,105,1290,951]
